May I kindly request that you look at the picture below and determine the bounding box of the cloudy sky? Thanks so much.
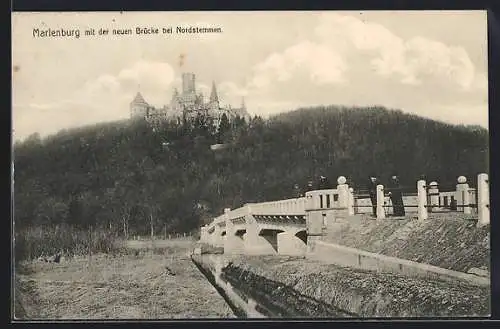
[12,11,488,141]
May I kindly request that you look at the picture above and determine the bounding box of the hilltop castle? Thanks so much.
[130,72,250,126]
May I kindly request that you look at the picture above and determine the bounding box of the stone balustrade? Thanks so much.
[200,173,489,254]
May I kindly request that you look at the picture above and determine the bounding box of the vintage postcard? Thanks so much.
[12,11,490,320]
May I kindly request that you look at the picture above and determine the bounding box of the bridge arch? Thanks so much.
[274,229,308,256]
[235,228,246,239]
[295,230,307,245]
[258,228,285,252]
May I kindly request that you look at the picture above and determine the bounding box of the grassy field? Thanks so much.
[14,239,234,320]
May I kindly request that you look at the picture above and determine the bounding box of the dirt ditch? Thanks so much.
[220,261,356,318]
[195,254,490,318]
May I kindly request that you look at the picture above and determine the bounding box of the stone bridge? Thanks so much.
[201,177,358,256]
[200,174,490,257]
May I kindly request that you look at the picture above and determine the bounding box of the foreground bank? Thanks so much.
[15,239,234,319]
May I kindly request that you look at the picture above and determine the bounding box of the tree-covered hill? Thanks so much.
[13,105,489,236]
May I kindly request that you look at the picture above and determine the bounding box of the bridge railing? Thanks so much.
[435,184,477,214]
[305,188,340,210]
[201,173,489,245]
[225,205,250,222]
[368,174,489,226]
[249,197,307,216]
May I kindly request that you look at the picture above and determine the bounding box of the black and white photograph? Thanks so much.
[12,10,490,320]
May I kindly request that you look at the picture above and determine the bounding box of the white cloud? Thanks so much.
[316,13,401,52]
[83,74,121,95]
[313,13,479,91]
[13,60,177,140]
[246,12,480,94]
[196,83,210,98]
[471,72,488,92]
[27,102,65,110]
[12,12,489,140]
[233,12,487,124]
[113,60,176,107]
[429,103,488,127]
[402,37,476,90]
[247,99,309,118]
[249,40,347,90]
[117,60,175,92]
[217,81,248,106]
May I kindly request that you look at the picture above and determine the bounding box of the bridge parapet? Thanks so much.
[250,197,306,216]
[305,189,340,210]
[214,204,251,224]
[200,174,489,258]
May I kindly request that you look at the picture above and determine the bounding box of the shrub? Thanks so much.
[14,223,121,262]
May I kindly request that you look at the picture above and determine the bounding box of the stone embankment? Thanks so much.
[192,254,490,318]
[323,214,490,273]
[192,213,490,318]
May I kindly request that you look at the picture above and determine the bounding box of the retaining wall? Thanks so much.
[308,240,489,287]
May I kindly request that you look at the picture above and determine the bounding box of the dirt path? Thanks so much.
[15,240,234,319]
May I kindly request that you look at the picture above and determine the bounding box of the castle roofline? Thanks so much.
[131,92,148,105]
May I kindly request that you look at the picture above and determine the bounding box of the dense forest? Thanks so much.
[14,105,489,240]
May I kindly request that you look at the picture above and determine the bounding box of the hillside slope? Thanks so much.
[14,106,489,240]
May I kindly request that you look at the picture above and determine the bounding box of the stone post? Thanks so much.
[207,227,214,245]
[348,187,355,216]
[417,179,428,220]
[376,184,385,220]
[307,212,324,236]
[200,226,207,243]
[337,176,349,210]
[243,204,276,255]
[224,214,236,255]
[428,181,439,213]
[213,224,222,247]
[305,192,314,211]
[456,176,470,214]
[305,191,324,253]
[477,173,490,227]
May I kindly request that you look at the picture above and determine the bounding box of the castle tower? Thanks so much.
[210,81,219,103]
[209,81,220,113]
[241,96,246,110]
[130,92,149,118]
[182,73,196,95]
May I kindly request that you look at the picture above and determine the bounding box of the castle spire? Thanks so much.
[241,96,246,109]
[132,91,148,105]
[210,81,219,103]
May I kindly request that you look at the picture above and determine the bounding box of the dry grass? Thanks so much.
[14,239,234,320]
[124,237,195,250]
[14,224,121,262]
